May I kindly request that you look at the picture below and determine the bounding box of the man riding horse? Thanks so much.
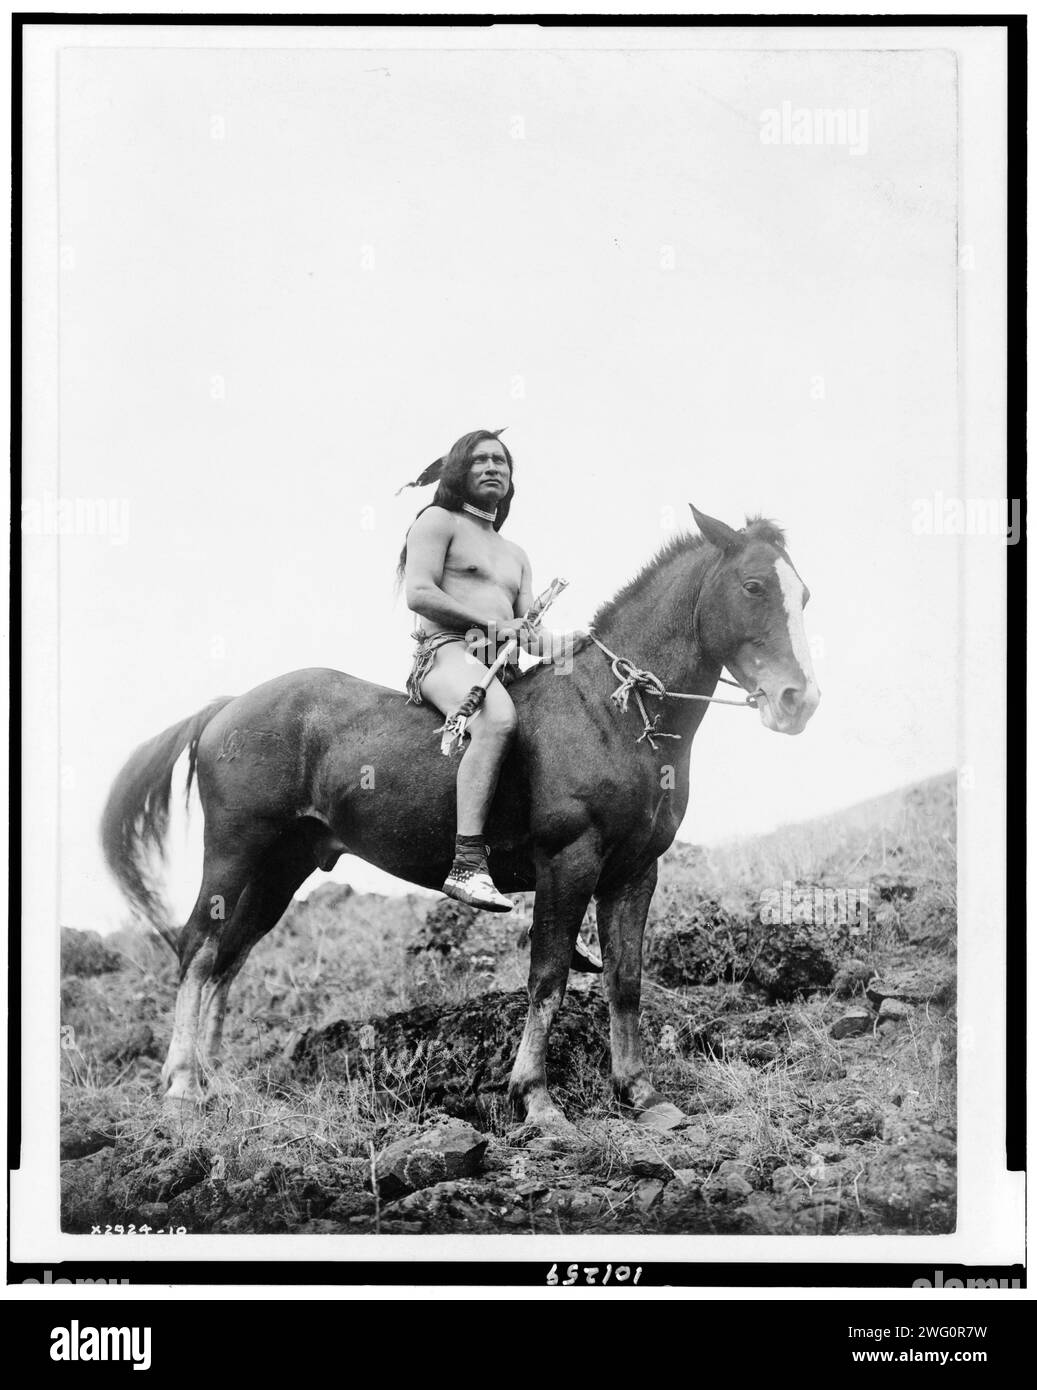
[397,428,554,913]
[103,434,820,1117]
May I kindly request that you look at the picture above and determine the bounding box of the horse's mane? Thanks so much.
[589,515,787,630]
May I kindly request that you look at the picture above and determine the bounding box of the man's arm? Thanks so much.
[513,545,534,620]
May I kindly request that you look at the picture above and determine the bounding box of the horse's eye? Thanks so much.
[743,580,764,596]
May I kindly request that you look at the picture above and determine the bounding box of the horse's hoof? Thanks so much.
[522,1106,584,1149]
[635,1101,686,1133]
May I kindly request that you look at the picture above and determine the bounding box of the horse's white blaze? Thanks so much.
[774,558,817,689]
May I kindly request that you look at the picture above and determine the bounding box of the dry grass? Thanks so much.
[61,773,957,1235]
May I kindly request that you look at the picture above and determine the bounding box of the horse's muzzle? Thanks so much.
[757,681,821,735]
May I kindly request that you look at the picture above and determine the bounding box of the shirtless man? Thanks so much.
[398,429,533,911]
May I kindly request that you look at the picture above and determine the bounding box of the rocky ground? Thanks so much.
[60,774,957,1236]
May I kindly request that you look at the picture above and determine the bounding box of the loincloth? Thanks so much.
[406,626,519,706]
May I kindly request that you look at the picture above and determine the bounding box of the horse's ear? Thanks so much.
[689,504,741,553]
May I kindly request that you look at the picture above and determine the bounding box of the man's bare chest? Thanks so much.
[443,532,522,591]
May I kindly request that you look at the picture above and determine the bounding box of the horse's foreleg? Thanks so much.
[508,835,601,1130]
[596,859,678,1117]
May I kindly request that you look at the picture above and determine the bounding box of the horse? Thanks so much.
[101,505,819,1130]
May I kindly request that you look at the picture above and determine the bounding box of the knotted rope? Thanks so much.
[587,630,758,750]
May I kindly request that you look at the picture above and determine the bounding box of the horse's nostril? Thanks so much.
[779,687,803,715]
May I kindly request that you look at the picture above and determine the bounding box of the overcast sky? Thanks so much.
[52,41,960,929]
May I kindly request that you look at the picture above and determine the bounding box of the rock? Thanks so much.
[626,1149,674,1180]
[140,1148,211,1203]
[60,1121,117,1160]
[167,1178,230,1229]
[750,920,837,1001]
[634,1178,665,1211]
[679,1124,710,1148]
[373,1119,488,1199]
[290,988,611,1119]
[60,1148,119,1231]
[861,1120,956,1232]
[902,897,955,949]
[61,928,124,977]
[325,1191,377,1222]
[646,898,744,984]
[671,1168,699,1189]
[878,998,914,1022]
[832,959,875,998]
[636,1102,685,1133]
[771,1165,799,1194]
[869,873,917,905]
[703,1166,754,1203]
[725,1174,754,1200]
[523,1132,582,1156]
[815,1142,844,1160]
[717,1160,755,1198]
[136,1202,169,1226]
[830,1009,874,1040]
[691,1007,790,1064]
[868,970,954,1009]
[644,897,746,986]
[556,1191,602,1219]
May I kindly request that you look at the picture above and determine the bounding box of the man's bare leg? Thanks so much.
[419,641,517,910]
[418,642,602,969]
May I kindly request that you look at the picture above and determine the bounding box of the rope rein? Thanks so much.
[586,630,758,750]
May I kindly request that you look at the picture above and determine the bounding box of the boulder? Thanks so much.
[374,1119,489,1199]
[832,959,875,998]
[288,988,611,1118]
[749,920,837,1001]
[60,1120,117,1161]
[644,897,746,986]
[830,1009,875,1040]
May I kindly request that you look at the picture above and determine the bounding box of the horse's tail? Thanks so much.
[100,697,234,955]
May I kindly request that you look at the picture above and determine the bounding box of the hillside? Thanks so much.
[60,773,957,1236]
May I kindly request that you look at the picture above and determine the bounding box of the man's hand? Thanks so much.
[465,617,535,664]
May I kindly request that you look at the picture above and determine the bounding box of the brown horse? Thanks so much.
[101,506,819,1128]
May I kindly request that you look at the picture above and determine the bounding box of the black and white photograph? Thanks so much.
[12,14,1023,1305]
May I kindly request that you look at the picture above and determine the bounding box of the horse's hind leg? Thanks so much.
[162,850,256,1107]
[596,860,684,1124]
[197,821,325,1078]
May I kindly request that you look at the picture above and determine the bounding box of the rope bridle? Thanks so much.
[586,629,760,750]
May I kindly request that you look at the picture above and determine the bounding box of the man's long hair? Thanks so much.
[395,429,515,589]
